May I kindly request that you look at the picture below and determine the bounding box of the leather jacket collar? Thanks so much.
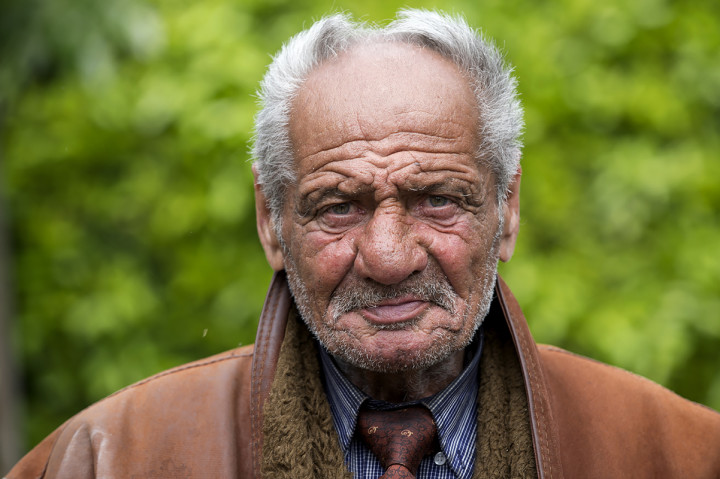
[249,271,564,478]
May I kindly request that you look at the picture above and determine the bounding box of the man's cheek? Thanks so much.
[303,235,358,276]
[424,237,474,279]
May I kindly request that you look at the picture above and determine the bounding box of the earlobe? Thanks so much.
[499,169,521,263]
[253,164,285,271]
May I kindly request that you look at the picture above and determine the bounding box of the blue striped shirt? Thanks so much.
[319,329,483,479]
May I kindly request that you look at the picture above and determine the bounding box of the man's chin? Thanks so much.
[323,334,460,374]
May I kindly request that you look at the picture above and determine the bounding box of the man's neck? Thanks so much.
[333,350,466,402]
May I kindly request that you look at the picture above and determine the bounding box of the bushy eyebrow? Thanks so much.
[296,187,358,217]
[407,182,470,196]
[404,177,483,203]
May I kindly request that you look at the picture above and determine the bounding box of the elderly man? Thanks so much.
[6,9,720,479]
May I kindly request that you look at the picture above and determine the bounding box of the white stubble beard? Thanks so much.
[282,228,501,374]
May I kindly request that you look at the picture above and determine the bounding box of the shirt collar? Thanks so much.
[319,327,484,478]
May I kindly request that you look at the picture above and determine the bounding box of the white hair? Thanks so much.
[252,9,523,227]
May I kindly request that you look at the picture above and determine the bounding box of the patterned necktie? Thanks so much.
[357,404,438,479]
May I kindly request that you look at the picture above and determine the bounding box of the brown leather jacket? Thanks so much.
[7,273,720,478]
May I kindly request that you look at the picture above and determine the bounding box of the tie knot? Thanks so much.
[357,405,437,477]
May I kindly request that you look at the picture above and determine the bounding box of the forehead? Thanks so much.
[289,42,479,162]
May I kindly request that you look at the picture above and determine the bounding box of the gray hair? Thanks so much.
[252,9,523,227]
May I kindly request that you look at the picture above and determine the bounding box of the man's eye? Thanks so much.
[328,203,352,215]
[318,202,363,231]
[427,195,450,207]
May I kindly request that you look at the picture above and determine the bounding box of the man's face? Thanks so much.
[256,42,519,373]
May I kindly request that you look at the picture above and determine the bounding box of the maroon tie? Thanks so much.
[357,405,438,479]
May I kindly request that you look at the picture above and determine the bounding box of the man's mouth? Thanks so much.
[360,296,429,324]
[329,264,458,323]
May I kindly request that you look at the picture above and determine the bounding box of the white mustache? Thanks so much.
[330,274,457,322]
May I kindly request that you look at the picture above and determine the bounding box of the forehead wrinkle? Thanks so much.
[299,162,376,195]
[296,129,471,166]
[297,152,488,206]
[386,155,482,183]
[296,147,427,191]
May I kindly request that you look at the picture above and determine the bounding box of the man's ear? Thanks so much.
[253,164,285,271]
[499,168,521,263]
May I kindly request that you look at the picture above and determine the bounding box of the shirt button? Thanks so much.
[434,452,447,466]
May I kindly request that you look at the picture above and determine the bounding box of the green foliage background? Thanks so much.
[2,0,719,455]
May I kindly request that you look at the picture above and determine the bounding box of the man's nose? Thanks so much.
[353,211,428,285]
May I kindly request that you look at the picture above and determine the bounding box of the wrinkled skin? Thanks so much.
[255,42,520,401]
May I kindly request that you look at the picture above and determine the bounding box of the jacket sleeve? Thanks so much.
[539,345,720,478]
[4,421,97,479]
[5,348,256,479]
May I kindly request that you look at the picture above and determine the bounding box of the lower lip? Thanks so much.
[361,301,428,324]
